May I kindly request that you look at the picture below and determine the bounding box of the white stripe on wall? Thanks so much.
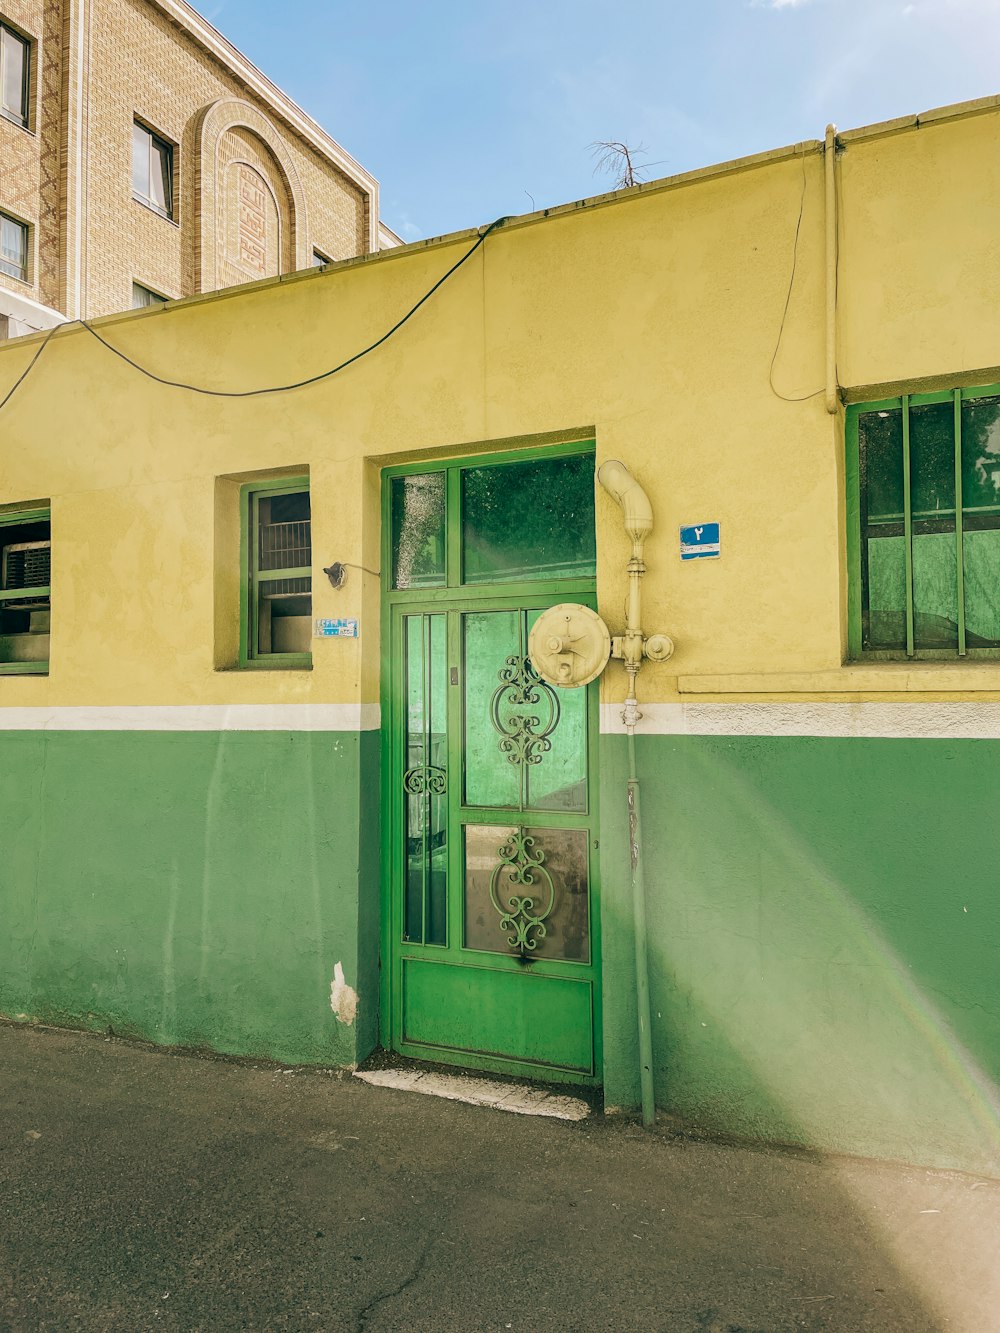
[600,702,1000,740]
[0,704,381,732]
[0,701,996,739]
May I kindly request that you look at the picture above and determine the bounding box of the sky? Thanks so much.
[198,0,1000,242]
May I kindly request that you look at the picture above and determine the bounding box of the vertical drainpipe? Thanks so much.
[598,461,671,1130]
[825,123,839,416]
[626,707,655,1128]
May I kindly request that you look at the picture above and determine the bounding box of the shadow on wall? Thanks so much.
[634,734,1000,1174]
[601,731,1000,1330]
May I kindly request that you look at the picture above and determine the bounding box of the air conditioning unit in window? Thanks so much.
[1,540,51,606]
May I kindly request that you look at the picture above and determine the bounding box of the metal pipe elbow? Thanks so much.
[597,460,653,544]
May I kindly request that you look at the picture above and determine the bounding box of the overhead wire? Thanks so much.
[0,217,507,415]
[0,323,62,415]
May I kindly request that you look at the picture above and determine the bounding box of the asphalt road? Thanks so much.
[1,1023,998,1332]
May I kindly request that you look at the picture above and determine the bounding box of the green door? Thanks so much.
[381,446,601,1084]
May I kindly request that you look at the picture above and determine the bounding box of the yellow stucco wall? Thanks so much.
[2,97,1000,709]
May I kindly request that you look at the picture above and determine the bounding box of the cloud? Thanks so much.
[754,0,816,8]
[391,213,422,241]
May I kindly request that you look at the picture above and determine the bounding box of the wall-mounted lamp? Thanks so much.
[323,561,380,589]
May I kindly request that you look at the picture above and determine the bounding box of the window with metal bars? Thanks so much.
[0,505,50,676]
[241,479,312,667]
[847,385,1000,659]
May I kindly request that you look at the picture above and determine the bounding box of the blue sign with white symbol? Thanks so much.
[315,618,359,639]
[680,523,720,560]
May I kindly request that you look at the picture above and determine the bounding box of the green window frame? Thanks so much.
[0,504,50,676]
[847,383,1000,660]
[239,476,312,670]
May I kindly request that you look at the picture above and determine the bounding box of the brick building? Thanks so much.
[0,0,398,338]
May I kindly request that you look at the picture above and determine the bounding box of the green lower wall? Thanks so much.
[599,734,1000,1175]
[4,724,998,1174]
[0,729,380,1068]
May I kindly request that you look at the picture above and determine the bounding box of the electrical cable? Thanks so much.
[338,561,380,577]
[0,217,507,416]
[0,323,62,414]
[79,217,507,398]
[769,160,825,404]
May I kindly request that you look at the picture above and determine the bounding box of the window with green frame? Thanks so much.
[240,478,312,667]
[847,385,1000,659]
[0,504,50,675]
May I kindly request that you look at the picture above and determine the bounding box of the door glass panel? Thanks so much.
[464,610,582,811]
[464,610,522,809]
[403,614,447,945]
[392,473,446,590]
[464,825,590,962]
[525,609,586,812]
[462,454,596,585]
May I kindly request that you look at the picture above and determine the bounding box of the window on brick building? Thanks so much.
[0,20,29,128]
[313,249,332,268]
[132,120,174,219]
[132,281,167,309]
[0,212,27,281]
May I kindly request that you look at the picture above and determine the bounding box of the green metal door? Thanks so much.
[381,446,601,1084]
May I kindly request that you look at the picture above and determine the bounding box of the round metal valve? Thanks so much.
[644,633,675,663]
[528,603,612,689]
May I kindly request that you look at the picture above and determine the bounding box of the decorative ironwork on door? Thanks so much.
[490,655,560,770]
[488,827,555,957]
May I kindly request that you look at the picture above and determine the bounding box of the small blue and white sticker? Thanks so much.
[315,618,359,639]
[680,523,720,560]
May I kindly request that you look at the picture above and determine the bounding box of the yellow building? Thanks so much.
[1,91,999,1177]
[0,0,397,338]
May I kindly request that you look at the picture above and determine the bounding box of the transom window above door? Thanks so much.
[387,446,596,592]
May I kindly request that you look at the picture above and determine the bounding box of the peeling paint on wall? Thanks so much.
[330,962,358,1025]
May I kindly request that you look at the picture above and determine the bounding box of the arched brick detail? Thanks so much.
[193,98,310,291]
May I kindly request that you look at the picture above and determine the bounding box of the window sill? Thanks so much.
[229,658,314,673]
[132,194,179,227]
[0,109,31,134]
[677,664,1000,694]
